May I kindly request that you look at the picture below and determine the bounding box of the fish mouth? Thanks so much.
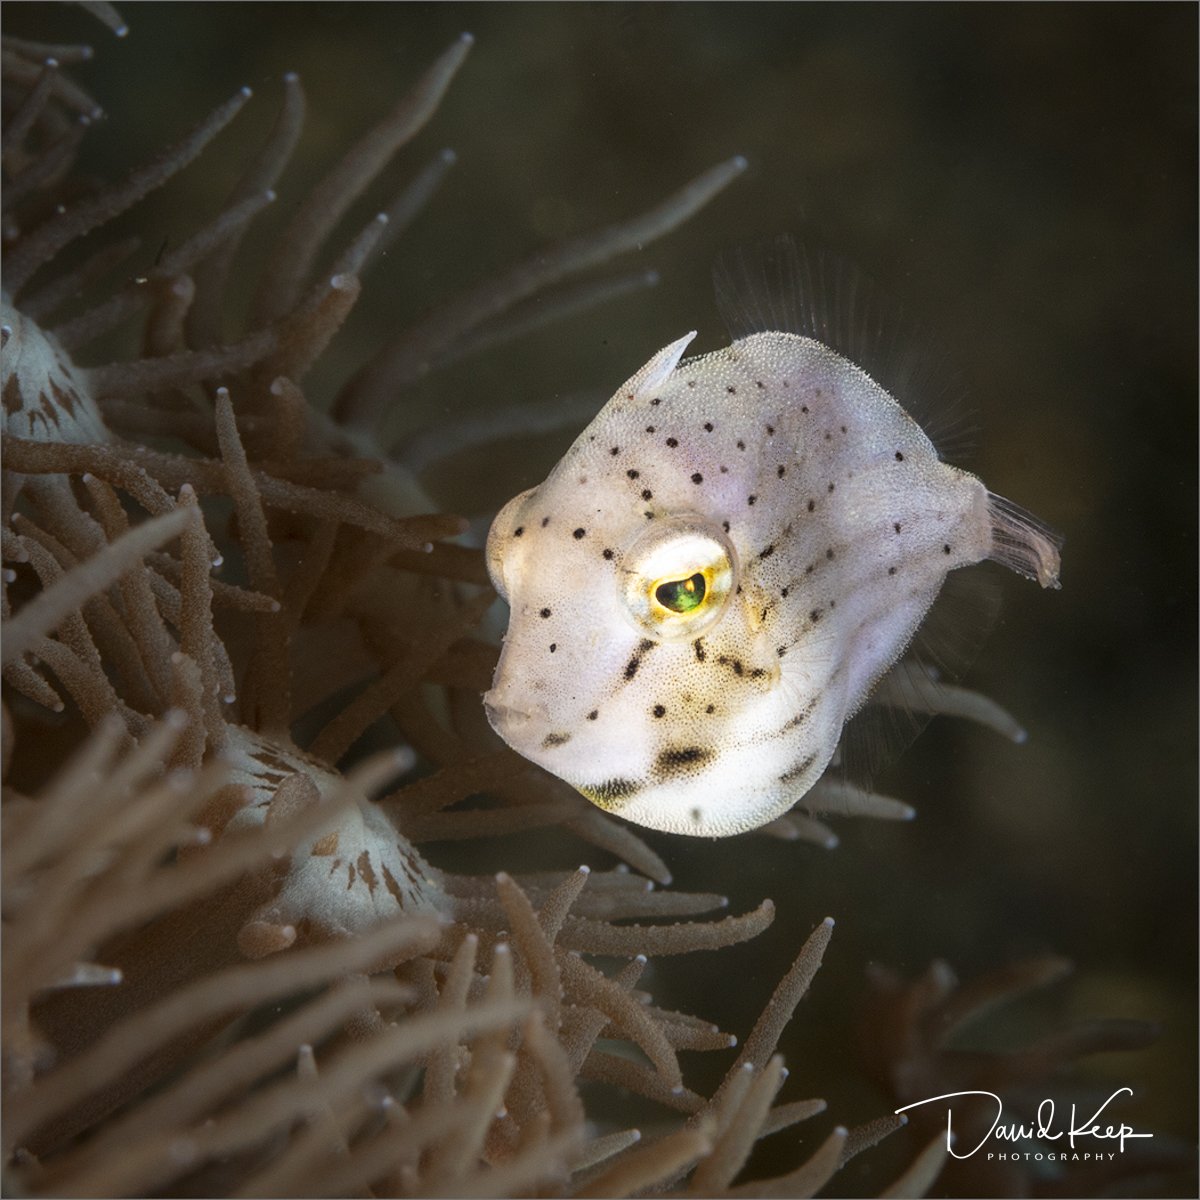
[483,695,547,750]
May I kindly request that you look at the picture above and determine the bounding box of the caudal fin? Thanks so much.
[986,493,1063,589]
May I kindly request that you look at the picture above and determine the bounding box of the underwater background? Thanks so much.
[7,3,1196,1193]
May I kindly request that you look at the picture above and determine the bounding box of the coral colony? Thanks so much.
[1,9,1158,1198]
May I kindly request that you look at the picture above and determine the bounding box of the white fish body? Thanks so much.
[485,329,1060,837]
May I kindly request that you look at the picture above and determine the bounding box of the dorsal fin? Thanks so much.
[713,234,977,464]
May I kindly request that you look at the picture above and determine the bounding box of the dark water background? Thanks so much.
[7,3,1196,1193]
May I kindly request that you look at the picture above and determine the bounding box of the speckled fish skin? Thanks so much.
[485,329,1060,837]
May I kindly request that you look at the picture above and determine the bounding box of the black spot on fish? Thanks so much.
[737,440,746,450]
[944,543,952,554]
[540,607,551,618]
[549,643,557,652]
[766,424,775,435]
[581,777,642,808]
[542,732,571,748]
[514,526,524,537]
[693,638,707,663]
[642,489,653,501]
[573,528,586,539]
[705,703,715,714]
[541,516,550,527]
[691,473,703,484]
[777,465,786,478]
[810,609,822,622]
[894,522,902,533]
[750,668,766,679]
[587,710,599,721]
[779,753,817,783]
[807,499,815,512]
[758,543,775,559]
[888,566,897,575]
[627,468,639,479]
[652,704,666,718]
[646,425,656,433]
[895,451,904,461]
[704,422,714,432]
[826,548,835,560]
[727,385,737,394]
[623,639,656,681]
[666,437,678,448]
[748,495,757,506]
[656,746,714,774]
[610,446,620,455]
[602,548,614,560]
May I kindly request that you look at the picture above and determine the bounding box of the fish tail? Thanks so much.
[985,492,1063,589]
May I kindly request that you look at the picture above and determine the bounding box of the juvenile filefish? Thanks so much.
[483,268,1062,837]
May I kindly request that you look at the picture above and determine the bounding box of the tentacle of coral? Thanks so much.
[563,802,674,884]
[495,870,567,1030]
[577,1121,716,1199]
[2,502,190,665]
[256,270,359,384]
[76,1,128,39]
[213,388,291,732]
[558,952,682,1088]
[870,660,1027,743]
[87,326,276,397]
[83,479,179,703]
[188,72,307,348]
[141,274,195,357]
[1,437,175,516]
[338,155,748,432]
[725,1124,848,1198]
[9,917,438,1157]
[20,236,141,324]
[4,86,252,298]
[53,191,276,351]
[691,1057,785,1195]
[804,779,915,822]
[128,997,530,1186]
[557,899,775,958]
[101,441,465,545]
[4,116,89,210]
[0,47,101,124]
[2,59,62,162]
[757,811,838,845]
[1,657,65,712]
[1,37,96,67]
[253,34,472,325]
[708,917,835,1113]
[423,931,479,1107]
[309,588,492,765]
[2,711,128,879]
[878,1131,948,1199]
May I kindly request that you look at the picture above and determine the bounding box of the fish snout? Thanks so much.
[483,687,549,746]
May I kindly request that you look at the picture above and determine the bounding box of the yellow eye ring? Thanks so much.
[619,516,737,641]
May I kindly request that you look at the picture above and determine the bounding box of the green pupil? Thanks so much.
[656,573,706,613]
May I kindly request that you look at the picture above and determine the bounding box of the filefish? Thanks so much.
[483,255,1062,837]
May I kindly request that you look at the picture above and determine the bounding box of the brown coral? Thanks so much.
[1,13,946,1197]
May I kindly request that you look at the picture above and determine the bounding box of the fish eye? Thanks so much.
[654,572,707,614]
[620,516,737,640]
